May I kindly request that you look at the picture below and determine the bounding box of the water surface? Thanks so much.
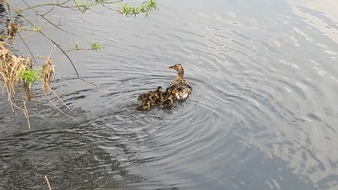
[1,0,338,189]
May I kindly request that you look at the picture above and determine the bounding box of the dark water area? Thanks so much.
[1,0,338,189]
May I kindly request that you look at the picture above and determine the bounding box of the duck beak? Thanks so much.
[169,65,174,69]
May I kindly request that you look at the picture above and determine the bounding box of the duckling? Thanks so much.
[161,94,176,109]
[144,86,163,105]
[158,88,175,108]
[158,87,171,104]
[137,86,163,111]
[137,86,163,101]
[136,97,153,111]
[162,87,172,97]
[153,86,163,103]
[137,90,153,101]
[168,64,192,100]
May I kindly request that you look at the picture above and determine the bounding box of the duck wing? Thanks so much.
[169,80,192,90]
[169,81,192,100]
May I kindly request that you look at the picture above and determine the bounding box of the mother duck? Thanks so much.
[168,64,192,100]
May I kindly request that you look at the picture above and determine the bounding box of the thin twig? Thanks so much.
[36,31,80,79]
[18,0,72,12]
[41,7,55,17]
[42,47,72,114]
[5,2,80,79]
[45,93,69,116]
[50,88,72,111]
[44,175,52,190]
[5,2,13,21]
[21,0,71,34]
[23,100,31,129]
[17,32,37,64]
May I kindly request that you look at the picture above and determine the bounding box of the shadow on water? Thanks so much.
[1,0,338,189]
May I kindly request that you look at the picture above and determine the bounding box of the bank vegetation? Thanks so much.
[0,0,158,128]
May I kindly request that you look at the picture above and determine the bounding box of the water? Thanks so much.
[1,0,338,189]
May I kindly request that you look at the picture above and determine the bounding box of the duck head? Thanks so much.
[169,64,184,77]
[156,86,163,92]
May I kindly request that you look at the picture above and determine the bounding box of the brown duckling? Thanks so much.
[161,94,176,109]
[138,86,163,101]
[162,87,172,97]
[136,97,153,111]
[137,86,163,111]
[168,64,192,100]
[158,88,176,108]
[153,86,163,102]
[137,90,153,101]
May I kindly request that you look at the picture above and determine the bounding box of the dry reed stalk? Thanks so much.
[23,82,33,100]
[0,41,32,106]
[41,58,54,94]
[0,41,33,128]
[42,52,72,113]
[22,99,31,129]
[44,175,52,190]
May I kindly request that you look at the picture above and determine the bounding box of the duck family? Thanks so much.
[136,64,192,111]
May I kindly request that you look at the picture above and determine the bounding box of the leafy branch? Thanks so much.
[119,0,158,17]
[0,0,159,128]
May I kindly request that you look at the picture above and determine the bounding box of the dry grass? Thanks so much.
[41,58,54,94]
[0,39,72,128]
[0,41,32,106]
[0,41,33,128]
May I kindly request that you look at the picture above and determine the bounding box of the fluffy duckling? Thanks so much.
[136,97,153,111]
[162,87,172,100]
[168,64,192,100]
[137,86,163,111]
[158,88,176,108]
[138,86,163,101]
[161,94,176,109]
[137,90,153,101]
[153,86,163,103]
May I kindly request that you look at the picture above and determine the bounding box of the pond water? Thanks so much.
[1,0,338,189]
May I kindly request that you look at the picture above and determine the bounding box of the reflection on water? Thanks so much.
[1,0,338,189]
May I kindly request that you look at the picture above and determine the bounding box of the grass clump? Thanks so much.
[0,41,32,102]
[20,68,40,89]
[0,41,59,128]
